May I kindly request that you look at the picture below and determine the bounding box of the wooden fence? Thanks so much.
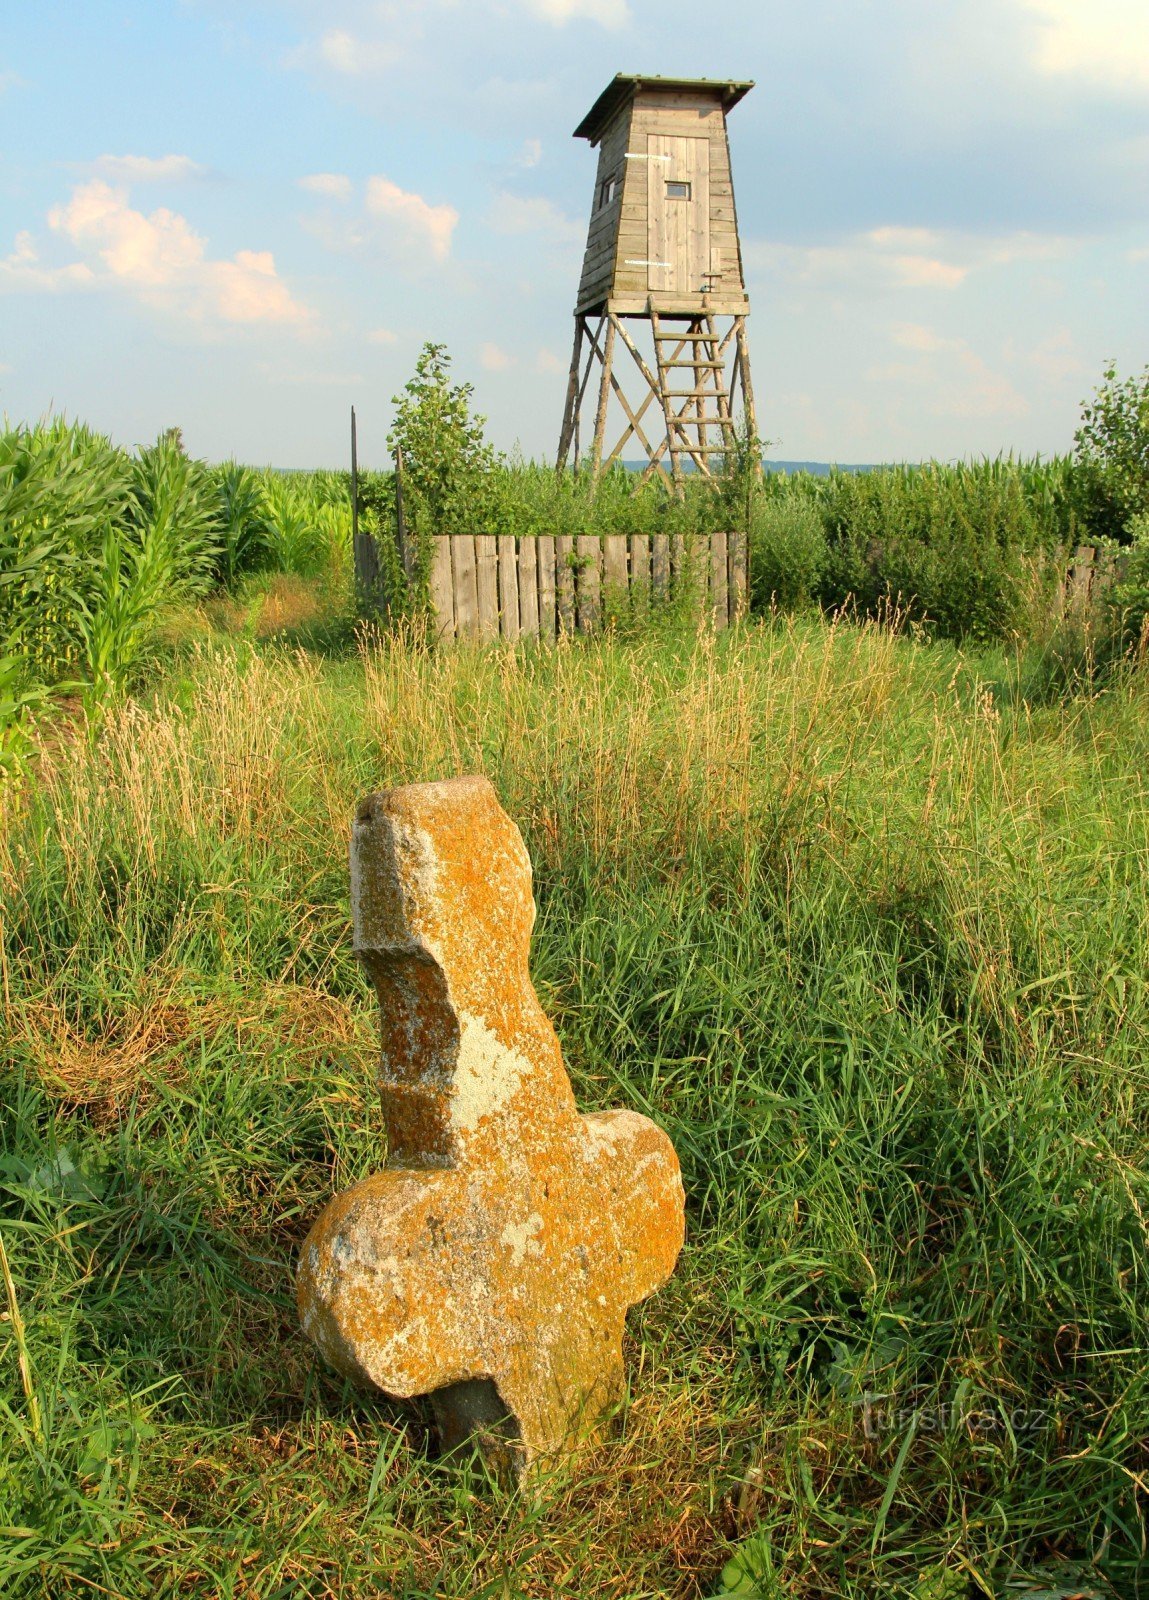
[376,530,748,642]
[1062,543,1130,608]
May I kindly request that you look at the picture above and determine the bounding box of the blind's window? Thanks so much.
[598,175,619,209]
[666,180,691,201]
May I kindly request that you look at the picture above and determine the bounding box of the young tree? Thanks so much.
[1073,361,1149,542]
[388,343,499,543]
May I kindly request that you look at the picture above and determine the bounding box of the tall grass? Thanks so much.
[2,619,1146,1596]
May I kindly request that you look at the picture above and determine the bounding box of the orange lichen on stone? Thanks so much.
[296,775,685,1477]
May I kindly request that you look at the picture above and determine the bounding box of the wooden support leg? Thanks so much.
[590,317,616,484]
[556,318,585,472]
[735,318,759,463]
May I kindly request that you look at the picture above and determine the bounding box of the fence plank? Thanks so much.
[1070,544,1095,604]
[537,535,556,640]
[576,535,601,632]
[652,533,670,603]
[602,534,628,610]
[555,535,576,634]
[429,538,455,640]
[518,536,540,637]
[629,535,651,607]
[670,533,685,596]
[728,526,748,621]
[475,535,499,640]
[711,529,729,629]
[452,535,479,640]
[498,533,520,639]
[677,533,707,620]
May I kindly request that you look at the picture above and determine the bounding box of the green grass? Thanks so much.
[2,612,1148,1597]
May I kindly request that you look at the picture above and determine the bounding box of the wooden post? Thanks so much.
[351,405,383,615]
[395,444,412,582]
[351,404,359,560]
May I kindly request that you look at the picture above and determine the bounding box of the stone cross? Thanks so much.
[297,775,685,1478]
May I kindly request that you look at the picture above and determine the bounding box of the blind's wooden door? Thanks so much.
[646,135,710,295]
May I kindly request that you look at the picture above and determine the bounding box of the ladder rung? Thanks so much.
[661,359,724,369]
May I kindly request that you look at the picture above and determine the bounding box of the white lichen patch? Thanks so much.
[450,1012,532,1135]
[500,1212,544,1267]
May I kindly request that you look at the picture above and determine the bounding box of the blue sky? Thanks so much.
[2,0,1146,466]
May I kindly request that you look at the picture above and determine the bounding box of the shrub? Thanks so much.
[1072,361,1149,543]
[1110,511,1149,651]
[817,461,1067,642]
[749,492,828,611]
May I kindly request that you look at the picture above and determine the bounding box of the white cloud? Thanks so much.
[751,226,1074,295]
[1020,0,1149,91]
[40,180,309,327]
[365,175,458,262]
[518,139,543,169]
[0,230,95,292]
[535,347,565,374]
[488,191,581,244]
[299,172,354,203]
[522,0,630,24]
[481,342,513,371]
[314,29,403,76]
[368,326,398,344]
[1025,328,1085,385]
[875,322,1029,420]
[892,323,963,355]
[91,154,207,184]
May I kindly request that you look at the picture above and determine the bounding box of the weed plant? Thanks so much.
[2,618,1147,1597]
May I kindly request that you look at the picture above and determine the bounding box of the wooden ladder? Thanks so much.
[650,309,736,484]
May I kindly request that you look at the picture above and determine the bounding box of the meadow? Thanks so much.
[3,379,1149,1596]
[2,607,1148,1598]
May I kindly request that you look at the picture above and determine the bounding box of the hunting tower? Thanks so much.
[557,74,756,484]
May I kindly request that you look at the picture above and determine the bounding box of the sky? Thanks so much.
[1,0,1147,467]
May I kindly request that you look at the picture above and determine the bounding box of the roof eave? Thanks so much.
[573,74,754,144]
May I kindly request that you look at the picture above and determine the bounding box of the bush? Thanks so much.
[1110,512,1149,650]
[1072,361,1149,543]
[817,461,1068,642]
[749,492,828,611]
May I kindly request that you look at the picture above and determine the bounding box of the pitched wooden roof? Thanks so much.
[573,74,754,145]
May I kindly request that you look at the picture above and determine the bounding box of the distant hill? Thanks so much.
[762,459,881,476]
[620,458,884,476]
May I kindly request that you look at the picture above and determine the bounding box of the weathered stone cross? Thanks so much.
[297,775,685,1477]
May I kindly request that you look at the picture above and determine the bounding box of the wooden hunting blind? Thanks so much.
[557,74,757,484]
